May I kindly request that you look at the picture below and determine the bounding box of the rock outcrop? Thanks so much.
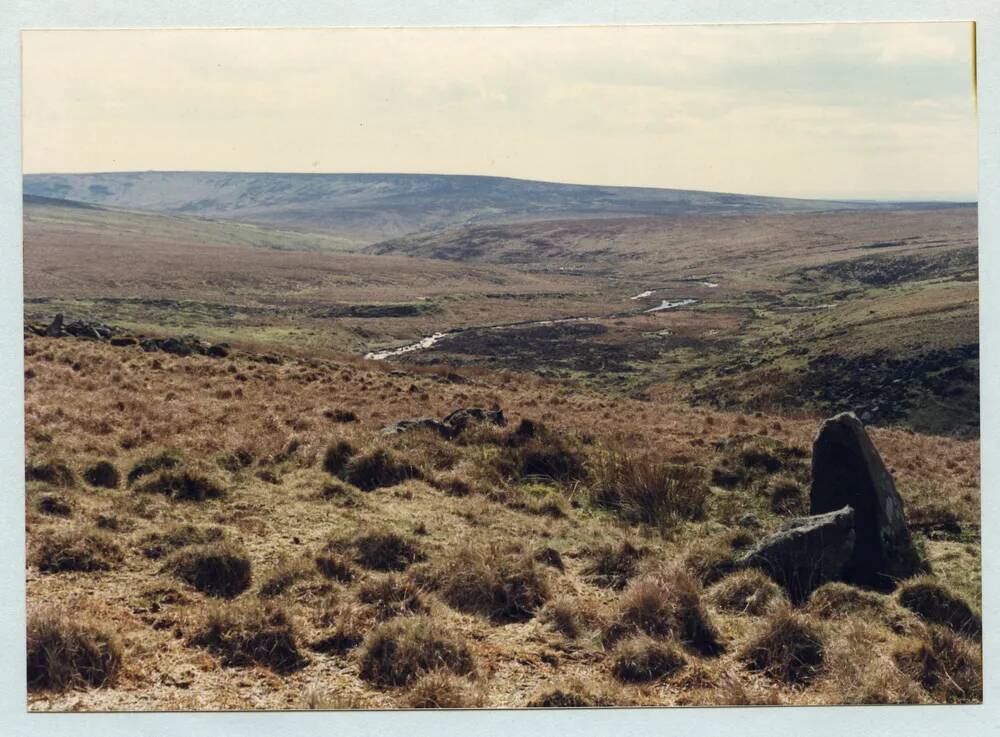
[739,506,856,604]
[810,412,922,588]
[381,407,506,440]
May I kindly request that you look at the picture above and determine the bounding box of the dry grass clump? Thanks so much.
[709,569,784,615]
[324,408,359,423]
[611,635,687,683]
[32,527,123,573]
[606,566,722,656]
[892,626,982,703]
[425,544,550,623]
[539,595,604,640]
[740,606,825,685]
[27,609,123,691]
[344,529,426,572]
[589,450,708,524]
[806,582,890,620]
[126,450,182,485]
[682,533,745,586]
[768,475,805,515]
[710,435,808,492]
[322,440,356,476]
[581,540,646,589]
[532,546,565,571]
[357,574,430,620]
[139,523,226,559]
[897,576,981,640]
[26,458,76,487]
[357,616,475,688]
[342,448,422,491]
[315,552,357,582]
[83,461,120,489]
[166,541,252,598]
[403,671,485,708]
[260,558,316,598]
[136,468,225,501]
[310,603,370,655]
[493,422,586,483]
[35,493,73,518]
[188,600,307,673]
[525,678,630,707]
[318,479,361,506]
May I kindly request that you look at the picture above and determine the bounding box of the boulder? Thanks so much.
[810,412,921,588]
[440,407,506,438]
[45,313,65,337]
[207,344,230,358]
[739,506,856,604]
[110,336,138,347]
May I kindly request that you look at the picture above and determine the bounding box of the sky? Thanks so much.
[21,23,977,201]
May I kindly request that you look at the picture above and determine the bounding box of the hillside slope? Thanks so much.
[21,172,945,243]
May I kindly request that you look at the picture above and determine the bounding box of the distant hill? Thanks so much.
[21,171,954,244]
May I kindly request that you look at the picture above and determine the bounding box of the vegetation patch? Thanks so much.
[166,542,252,598]
[26,458,76,487]
[27,610,123,691]
[342,448,422,491]
[425,544,550,623]
[315,552,357,582]
[139,523,226,559]
[581,540,647,589]
[322,440,356,476]
[404,672,484,708]
[137,468,225,501]
[358,616,475,688]
[83,461,120,489]
[590,450,708,524]
[189,601,307,673]
[334,529,425,572]
[709,569,784,616]
[612,636,687,683]
[126,450,183,485]
[35,493,73,517]
[356,573,430,620]
[897,577,981,640]
[741,607,825,684]
[806,582,890,620]
[260,558,316,598]
[605,567,722,656]
[892,626,982,703]
[33,528,123,573]
[710,435,808,492]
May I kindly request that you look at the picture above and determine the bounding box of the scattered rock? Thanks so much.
[381,407,506,440]
[110,336,138,347]
[45,313,64,337]
[810,412,922,588]
[739,506,855,604]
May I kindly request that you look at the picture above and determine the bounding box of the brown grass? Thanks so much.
[740,606,825,685]
[709,569,784,615]
[897,576,981,640]
[404,672,485,708]
[589,450,708,524]
[32,527,123,573]
[27,609,123,691]
[357,617,475,688]
[188,600,307,673]
[892,626,982,703]
[611,636,687,683]
[166,542,252,598]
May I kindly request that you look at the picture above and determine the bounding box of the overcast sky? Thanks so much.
[22,23,976,200]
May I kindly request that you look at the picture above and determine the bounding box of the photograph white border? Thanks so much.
[0,2,995,735]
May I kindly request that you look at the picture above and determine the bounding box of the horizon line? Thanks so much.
[21,169,979,205]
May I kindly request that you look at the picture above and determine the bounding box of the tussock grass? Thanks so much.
[710,435,808,492]
[611,636,687,683]
[581,540,646,589]
[260,558,316,598]
[315,552,357,582]
[310,603,369,655]
[189,600,307,673]
[404,671,485,708]
[806,582,890,620]
[137,468,225,501]
[35,494,73,518]
[525,678,630,707]
[709,569,784,615]
[83,461,120,489]
[32,527,123,573]
[139,523,226,559]
[589,450,708,524]
[126,450,183,485]
[740,606,824,684]
[345,529,425,572]
[356,574,430,620]
[605,566,722,656]
[424,544,550,623]
[768,475,805,514]
[322,440,355,476]
[343,448,422,491]
[893,626,982,703]
[166,541,252,598]
[26,458,76,487]
[358,616,475,687]
[539,595,603,640]
[27,609,123,691]
[897,576,981,640]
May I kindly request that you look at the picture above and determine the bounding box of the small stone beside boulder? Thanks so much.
[739,506,856,604]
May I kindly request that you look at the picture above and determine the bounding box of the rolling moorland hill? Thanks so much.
[20,172,955,244]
